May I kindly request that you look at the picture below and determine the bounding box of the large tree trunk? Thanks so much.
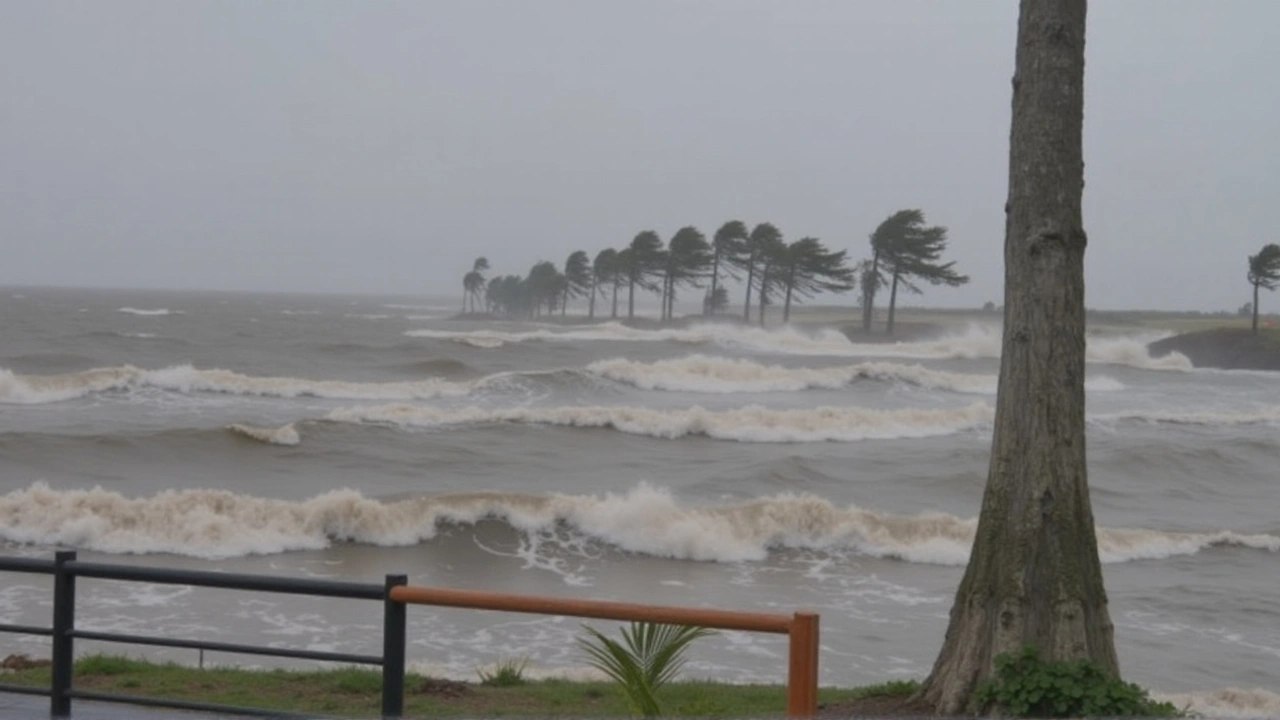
[1252,282,1260,335]
[611,280,619,319]
[886,271,900,336]
[914,0,1117,715]
[588,278,597,319]
[628,276,636,319]
[743,261,755,323]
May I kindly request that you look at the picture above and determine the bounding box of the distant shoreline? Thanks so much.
[446,311,951,344]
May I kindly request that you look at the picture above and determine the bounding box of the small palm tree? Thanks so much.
[578,622,716,717]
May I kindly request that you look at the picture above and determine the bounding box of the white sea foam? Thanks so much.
[117,307,180,316]
[0,365,489,404]
[406,323,1189,371]
[2,482,1275,563]
[325,401,997,443]
[1092,406,1280,427]
[586,355,1126,395]
[227,423,301,446]
[1153,687,1280,718]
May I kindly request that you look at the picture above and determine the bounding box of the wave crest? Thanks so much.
[325,402,996,443]
[0,365,485,405]
[406,323,1188,371]
[227,423,301,446]
[1,483,1274,563]
[587,355,1127,395]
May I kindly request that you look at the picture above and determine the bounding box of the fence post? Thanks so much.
[786,611,819,718]
[51,551,77,717]
[381,574,408,720]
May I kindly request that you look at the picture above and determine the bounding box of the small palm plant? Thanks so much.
[577,621,716,717]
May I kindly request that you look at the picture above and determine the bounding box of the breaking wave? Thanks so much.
[1,482,1275,563]
[1154,687,1280,718]
[0,365,495,405]
[405,323,1189,371]
[117,307,180,316]
[586,354,1125,395]
[226,423,301,446]
[1092,406,1280,427]
[325,402,996,443]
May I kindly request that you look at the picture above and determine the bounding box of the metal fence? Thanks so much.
[0,551,820,718]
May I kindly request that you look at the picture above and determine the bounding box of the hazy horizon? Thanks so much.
[4,2,1277,312]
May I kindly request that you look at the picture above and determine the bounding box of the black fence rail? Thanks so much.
[0,551,406,718]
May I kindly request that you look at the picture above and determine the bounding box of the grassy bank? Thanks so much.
[0,654,915,718]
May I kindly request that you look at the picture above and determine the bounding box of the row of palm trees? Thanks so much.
[462,212,968,332]
[462,221,857,325]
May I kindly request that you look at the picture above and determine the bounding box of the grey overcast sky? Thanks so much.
[2,2,1276,310]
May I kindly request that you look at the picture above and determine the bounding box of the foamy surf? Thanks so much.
[406,323,1189,371]
[2,482,1275,564]
[0,365,496,404]
[116,307,180,316]
[227,423,301,446]
[1092,406,1280,427]
[1154,687,1280,718]
[587,354,1126,395]
[325,401,997,443]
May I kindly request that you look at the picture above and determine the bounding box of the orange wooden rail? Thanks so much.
[389,585,820,717]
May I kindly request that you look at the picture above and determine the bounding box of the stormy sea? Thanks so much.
[1,287,1277,717]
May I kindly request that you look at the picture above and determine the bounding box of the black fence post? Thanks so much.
[51,551,77,717]
[381,574,407,720]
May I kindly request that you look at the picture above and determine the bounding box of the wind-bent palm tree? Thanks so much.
[707,221,747,315]
[461,257,490,313]
[754,234,787,326]
[660,226,712,321]
[590,249,618,320]
[1247,243,1280,334]
[735,223,781,322]
[775,238,856,322]
[562,250,592,316]
[624,231,664,319]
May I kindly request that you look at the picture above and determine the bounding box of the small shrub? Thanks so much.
[852,679,920,699]
[477,656,529,687]
[974,646,1181,718]
[75,654,152,676]
[578,621,717,717]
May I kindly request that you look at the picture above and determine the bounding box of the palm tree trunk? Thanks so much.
[628,275,636,319]
[707,253,720,316]
[863,251,879,332]
[887,270,900,336]
[743,262,755,323]
[783,280,794,323]
[588,278,597,319]
[611,279,619,318]
[1253,282,1260,335]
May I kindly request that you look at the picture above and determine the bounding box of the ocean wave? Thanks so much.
[2,482,1275,563]
[405,323,1189,371]
[1092,406,1280,427]
[117,307,180,316]
[325,402,997,443]
[1153,687,1280,718]
[226,423,301,446]
[0,365,491,405]
[586,355,1126,395]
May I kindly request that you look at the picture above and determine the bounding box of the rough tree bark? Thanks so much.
[914,0,1119,714]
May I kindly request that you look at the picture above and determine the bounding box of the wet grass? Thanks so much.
[0,654,909,717]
